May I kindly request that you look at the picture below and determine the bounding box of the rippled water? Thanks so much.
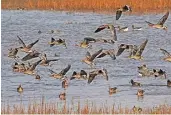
[1,10,171,108]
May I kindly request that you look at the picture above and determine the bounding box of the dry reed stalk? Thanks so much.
[2,0,171,14]
[1,99,171,114]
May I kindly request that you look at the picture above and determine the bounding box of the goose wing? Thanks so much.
[27,39,39,49]
[88,73,97,84]
[116,10,122,20]
[94,25,109,33]
[135,39,148,56]
[59,64,71,75]
[157,11,169,25]
[160,48,171,57]
[29,60,41,71]
[21,52,40,61]
[116,44,127,56]
[90,49,103,61]
[17,36,26,47]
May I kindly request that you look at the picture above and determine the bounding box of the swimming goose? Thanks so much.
[17,84,23,93]
[117,26,129,32]
[132,106,142,113]
[49,64,71,79]
[116,5,132,20]
[94,24,117,41]
[62,78,69,88]
[23,60,41,75]
[70,70,87,80]
[59,92,66,100]
[160,48,171,62]
[109,86,117,94]
[88,69,108,84]
[81,49,102,68]
[97,49,116,60]
[21,50,41,61]
[145,11,169,30]
[40,53,59,66]
[35,74,41,80]
[137,89,144,96]
[48,38,67,48]
[138,64,154,77]
[153,69,166,79]
[8,48,19,59]
[12,62,27,72]
[167,80,171,87]
[17,36,39,53]
[132,25,142,31]
[130,79,141,86]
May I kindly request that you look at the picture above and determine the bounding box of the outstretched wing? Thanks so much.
[49,69,57,74]
[116,44,127,56]
[90,49,103,61]
[145,21,155,26]
[135,39,148,56]
[59,64,71,75]
[94,25,108,33]
[80,70,87,76]
[21,52,40,61]
[116,10,122,20]
[108,49,116,60]
[96,52,107,58]
[27,39,39,49]
[17,36,26,47]
[46,59,59,63]
[157,11,169,25]
[88,74,97,84]
[84,37,96,43]
[29,60,41,71]
[160,48,171,57]
[110,25,117,41]
[102,69,108,81]
[86,51,91,59]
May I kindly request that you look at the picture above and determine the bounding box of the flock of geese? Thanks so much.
[7,5,171,104]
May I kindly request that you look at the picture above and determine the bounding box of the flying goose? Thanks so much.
[145,11,169,30]
[160,48,171,62]
[94,24,117,41]
[49,64,71,79]
[17,36,39,53]
[81,49,103,68]
[116,5,132,20]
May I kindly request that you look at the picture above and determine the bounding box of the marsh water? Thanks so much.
[1,10,171,109]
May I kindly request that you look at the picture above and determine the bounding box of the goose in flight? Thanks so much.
[81,49,103,68]
[94,24,117,41]
[49,64,71,79]
[17,36,39,53]
[116,5,132,20]
[145,11,169,30]
[88,69,108,84]
[160,48,171,62]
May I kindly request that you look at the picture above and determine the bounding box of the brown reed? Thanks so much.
[2,0,171,13]
[1,98,171,114]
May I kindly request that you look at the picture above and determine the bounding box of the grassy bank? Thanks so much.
[2,0,171,13]
[1,99,171,114]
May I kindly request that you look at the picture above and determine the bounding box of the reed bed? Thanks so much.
[2,0,171,13]
[1,98,171,114]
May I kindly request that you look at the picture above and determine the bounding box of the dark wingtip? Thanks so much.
[70,77,75,80]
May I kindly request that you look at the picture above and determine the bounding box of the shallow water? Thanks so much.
[1,10,171,108]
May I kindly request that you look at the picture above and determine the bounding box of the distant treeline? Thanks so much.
[2,0,171,12]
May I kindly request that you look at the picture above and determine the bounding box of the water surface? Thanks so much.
[1,10,171,108]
